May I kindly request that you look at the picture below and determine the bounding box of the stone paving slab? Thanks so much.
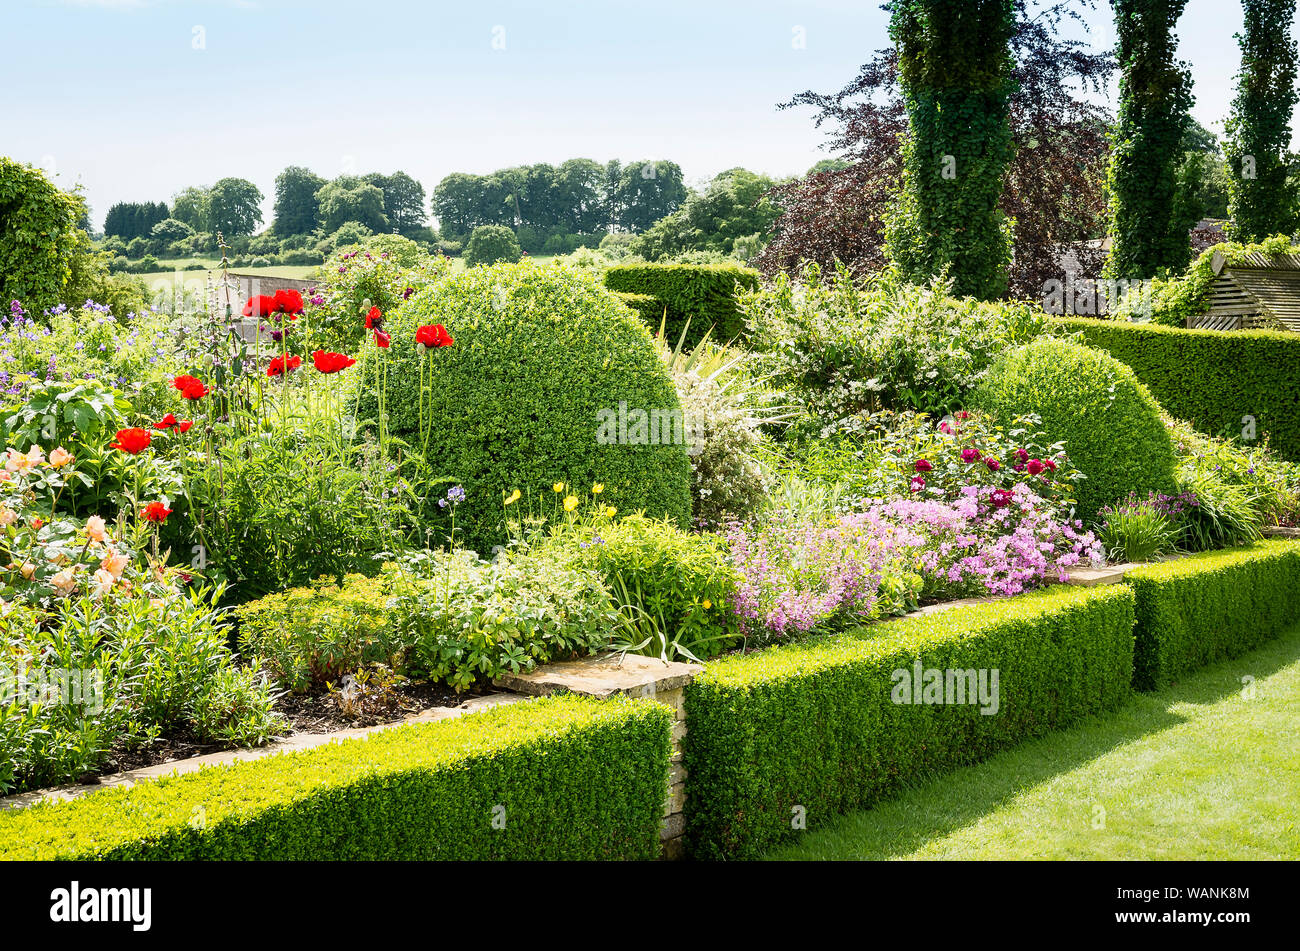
[494,652,703,699]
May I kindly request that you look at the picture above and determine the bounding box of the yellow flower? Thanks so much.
[591,483,604,494]
[702,599,712,610]
[603,506,617,518]
[552,482,565,493]
[563,495,579,512]
[503,489,521,506]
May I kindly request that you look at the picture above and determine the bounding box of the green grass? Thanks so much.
[764,620,1300,861]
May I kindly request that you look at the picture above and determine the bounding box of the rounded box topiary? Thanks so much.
[973,336,1177,521]
[355,263,693,552]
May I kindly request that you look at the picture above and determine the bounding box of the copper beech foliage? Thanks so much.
[757,0,1114,301]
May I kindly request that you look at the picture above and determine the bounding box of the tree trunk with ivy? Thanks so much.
[884,0,1018,301]
[1104,0,1195,280]
[1225,0,1299,242]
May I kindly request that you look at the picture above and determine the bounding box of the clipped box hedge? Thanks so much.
[603,263,759,346]
[683,585,1136,859]
[1052,316,1300,462]
[0,695,672,861]
[1124,540,1300,690]
[611,290,663,327]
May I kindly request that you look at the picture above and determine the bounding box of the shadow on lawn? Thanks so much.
[778,626,1300,860]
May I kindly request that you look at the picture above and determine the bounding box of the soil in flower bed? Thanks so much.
[75,679,486,787]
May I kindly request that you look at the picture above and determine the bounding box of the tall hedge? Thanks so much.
[684,585,1137,859]
[0,695,673,860]
[1105,0,1196,279]
[1125,540,1300,690]
[602,263,759,346]
[883,0,1016,300]
[0,158,85,311]
[1053,316,1300,462]
[1225,0,1299,242]
[356,263,693,553]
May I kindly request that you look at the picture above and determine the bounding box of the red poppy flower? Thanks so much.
[374,330,391,348]
[176,420,194,434]
[142,501,172,523]
[364,306,383,329]
[154,413,179,430]
[311,350,357,374]
[273,289,304,314]
[111,428,152,454]
[267,354,302,377]
[416,324,453,348]
[242,295,277,318]
[180,380,207,400]
[173,374,201,392]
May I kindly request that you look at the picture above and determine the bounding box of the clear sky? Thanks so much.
[5,0,1293,231]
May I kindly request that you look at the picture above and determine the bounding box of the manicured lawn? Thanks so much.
[765,620,1300,861]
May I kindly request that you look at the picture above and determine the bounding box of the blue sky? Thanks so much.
[5,0,1292,231]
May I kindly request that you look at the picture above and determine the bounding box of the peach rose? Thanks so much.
[49,447,74,468]
[50,567,77,596]
[101,550,131,580]
[84,515,108,543]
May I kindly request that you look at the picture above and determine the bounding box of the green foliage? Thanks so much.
[1105,0,1196,279]
[784,410,1085,514]
[1125,540,1300,689]
[0,588,285,795]
[355,263,693,553]
[556,513,742,662]
[235,574,400,694]
[611,291,661,326]
[1176,465,1265,550]
[1055,314,1300,462]
[628,167,781,261]
[1096,493,1183,562]
[0,695,672,860]
[883,0,1016,300]
[1224,0,1299,241]
[272,165,326,236]
[660,333,776,527]
[304,242,449,351]
[463,224,523,267]
[1110,235,1298,327]
[384,548,619,692]
[684,584,1137,859]
[741,264,1044,431]
[206,178,263,238]
[183,420,407,601]
[0,159,85,310]
[973,336,1178,519]
[603,261,759,346]
[316,177,389,234]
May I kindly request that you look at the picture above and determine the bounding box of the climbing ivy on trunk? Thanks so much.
[1104,0,1195,280]
[884,0,1017,301]
[1225,0,1299,242]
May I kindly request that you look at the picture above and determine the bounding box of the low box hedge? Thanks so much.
[603,262,759,347]
[0,695,672,861]
[1051,316,1300,462]
[1124,540,1300,690]
[683,585,1136,859]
